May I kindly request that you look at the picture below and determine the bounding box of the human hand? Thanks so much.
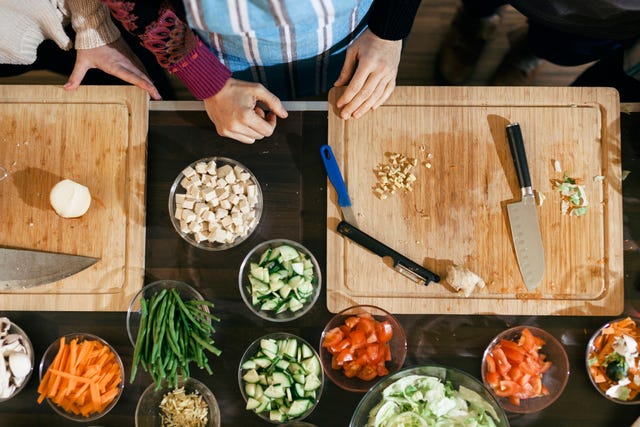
[334,29,402,119]
[64,37,161,100]
[203,78,288,144]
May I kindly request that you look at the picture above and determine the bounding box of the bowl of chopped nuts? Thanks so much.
[135,376,220,427]
[169,157,263,250]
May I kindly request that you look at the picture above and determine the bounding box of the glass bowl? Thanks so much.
[126,280,207,347]
[169,156,263,251]
[38,333,124,422]
[350,365,509,427]
[319,305,407,393]
[482,325,569,414]
[238,332,324,424]
[135,376,221,427]
[586,316,640,404]
[239,239,321,322]
[0,318,34,402]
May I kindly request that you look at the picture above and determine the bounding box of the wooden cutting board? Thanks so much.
[326,86,623,316]
[0,85,147,311]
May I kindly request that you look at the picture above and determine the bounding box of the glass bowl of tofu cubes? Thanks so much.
[169,157,263,250]
[239,239,321,322]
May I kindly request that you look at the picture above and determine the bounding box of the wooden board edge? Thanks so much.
[325,86,626,316]
[0,85,149,311]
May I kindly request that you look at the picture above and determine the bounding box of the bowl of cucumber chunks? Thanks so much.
[239,333,323,424]
[239,239,321,322]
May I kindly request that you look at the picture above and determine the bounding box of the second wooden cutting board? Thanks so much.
[326,86,623,316]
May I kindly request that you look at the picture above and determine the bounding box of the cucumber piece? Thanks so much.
[243,369,261,383]
[304,373,322,391]
[283,338,298,359]
[246,397,261,410]
[301,344,314,359]
[287,399,312,418]
[241,359,257,370]
[267,247,281,261]
[271,371,292,388]
[288,297,303,313]
[270,410,285,422]
[263,385,285,399]
[245,382,257,397]
[258,248,272,265]
[255,399,270,413]
[291,262,304,275]
[293,382,305,397]
[278,245,299,262]
[302,355,321,377]
[252,357,272,369]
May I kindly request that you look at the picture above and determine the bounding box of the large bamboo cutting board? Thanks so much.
[326,87,623,316]
[0,85,147,311]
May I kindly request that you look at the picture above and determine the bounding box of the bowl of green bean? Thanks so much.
[126,280,222,388]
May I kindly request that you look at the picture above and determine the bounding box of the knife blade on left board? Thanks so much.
[0,247,99,290]
[320,144,359,227]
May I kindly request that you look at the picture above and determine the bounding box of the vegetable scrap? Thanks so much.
[365,374,500,427]
[445,264,486,297]
[484,328,552,406]
[588,317,640,401]
[131,289,221,389]
[37,337,122,417]
[159,386,208,427]
[322,312,393,381]
[372,152,418,200]
[551,172,589,216]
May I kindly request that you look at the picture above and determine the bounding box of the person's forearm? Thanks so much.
[367,0,422,40]
[101,0,231,99]
[67,0,120,49]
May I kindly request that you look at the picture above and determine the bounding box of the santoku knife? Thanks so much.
[320,144,359,227]
[337,221,440,285]
[0,247,99,290]
[505,123,545,291]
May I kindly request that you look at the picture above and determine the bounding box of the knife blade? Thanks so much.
[505,123,545,291]
[337,221,440,285]
[320,144,359,227]
[0,247,99,290]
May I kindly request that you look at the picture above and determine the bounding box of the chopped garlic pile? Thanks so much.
[159,387,209,427]
[551,172,589,216]
[174,160,259,244]
[373,152,418,200]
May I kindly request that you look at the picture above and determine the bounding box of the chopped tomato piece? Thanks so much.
[328,338,350,354]
[345,316,360,329]
[376,321,394,343]
[349,330,366,349]
[322,327,344,349]
[485,354,496,373]
[495,380,520,397]
[357,365,377,381]
[335,348,354,365]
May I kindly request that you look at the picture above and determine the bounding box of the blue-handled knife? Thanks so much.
[320,144,358,227]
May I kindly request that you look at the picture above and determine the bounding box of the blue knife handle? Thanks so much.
[506,123,532,190]
[320,144,352,207]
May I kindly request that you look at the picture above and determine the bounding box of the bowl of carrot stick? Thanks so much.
[37,333,124,421]
[586,316,640,404]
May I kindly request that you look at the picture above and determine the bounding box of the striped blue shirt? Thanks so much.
[183,0,373,99]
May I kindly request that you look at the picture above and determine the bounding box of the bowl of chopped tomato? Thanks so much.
[481,325,569,414]
[319,305,407,393]
[586,316,640,404]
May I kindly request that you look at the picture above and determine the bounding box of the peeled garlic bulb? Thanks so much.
[50,179,92,218]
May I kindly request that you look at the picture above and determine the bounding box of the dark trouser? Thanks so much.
[462,0,633,66]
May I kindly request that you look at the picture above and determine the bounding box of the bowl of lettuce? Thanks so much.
[350,365,509,427]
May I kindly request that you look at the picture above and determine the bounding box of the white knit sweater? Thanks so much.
[0,0,120,65]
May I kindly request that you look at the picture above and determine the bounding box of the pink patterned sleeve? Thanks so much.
[168,38,232,100]
[102,1,231,99]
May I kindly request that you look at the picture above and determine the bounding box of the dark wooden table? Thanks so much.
[1,101,639,426]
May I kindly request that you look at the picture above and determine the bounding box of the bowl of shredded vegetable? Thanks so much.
[350,365,509,427]
[586,316,640,404]
[135,376,220,427]
[482,325,569,414]
[319,305,407,393]
[38,333,124,422]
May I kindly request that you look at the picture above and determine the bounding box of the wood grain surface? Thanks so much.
[326,86,623,316]
[0,85,148,311]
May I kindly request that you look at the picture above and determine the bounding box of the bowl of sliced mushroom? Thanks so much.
[169,157,263,251]
[0,317,34,401]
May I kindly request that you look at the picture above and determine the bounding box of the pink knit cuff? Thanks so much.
[168,39,232,100]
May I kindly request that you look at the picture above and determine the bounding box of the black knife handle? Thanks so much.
[337,221,440,284]
[506,123,532,189]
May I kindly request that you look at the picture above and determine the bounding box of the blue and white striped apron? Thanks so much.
[183,0,373,99]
